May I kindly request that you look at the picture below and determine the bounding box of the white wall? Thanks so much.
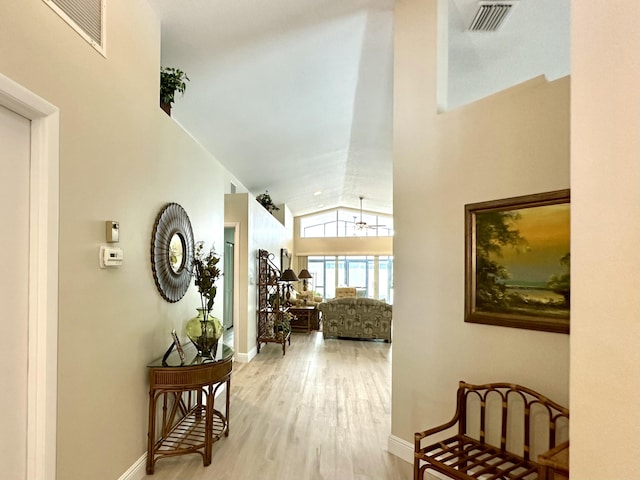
[225,193,293,359]
[571,1,640,477]
[0,2,227,479]
[392,0,570,447]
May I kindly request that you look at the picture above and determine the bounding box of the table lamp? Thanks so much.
[280,268,298,304]
[298,269,312,291]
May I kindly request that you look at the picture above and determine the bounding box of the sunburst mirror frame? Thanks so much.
[151,203,195,302]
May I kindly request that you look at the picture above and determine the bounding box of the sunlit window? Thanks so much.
[308,255,394,303]
[300,208,393,238]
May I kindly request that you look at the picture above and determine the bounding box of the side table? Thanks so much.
[289,306,320,333]
[146,343,233,474]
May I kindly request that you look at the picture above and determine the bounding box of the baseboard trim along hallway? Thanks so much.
[388,434,413,464]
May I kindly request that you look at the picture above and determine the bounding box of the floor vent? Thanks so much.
[468,1,518,32]
[44,0,106,56]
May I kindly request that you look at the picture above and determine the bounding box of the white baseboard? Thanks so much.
[117,453,146,480]
[387,434,449,480]
[388,434,414,464]
[235,345,257,363]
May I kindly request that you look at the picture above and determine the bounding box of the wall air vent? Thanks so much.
[468,1,518,32]
[43,0,106,56]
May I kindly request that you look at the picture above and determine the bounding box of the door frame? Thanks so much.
[0,73,59,480]
[224,222,240,358]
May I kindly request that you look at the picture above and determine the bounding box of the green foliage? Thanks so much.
[278,311,292,336]
[256,190,280,213]
[268,292,285,307]
[475,211,526,310]
[160,67,190,106]
[192,241,221,313]
[547,253,570,304]
[475,211,526,258]
[475,255,509,308]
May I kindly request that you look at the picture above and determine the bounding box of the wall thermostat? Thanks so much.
[99,246,124,268]
[106,221,119,243]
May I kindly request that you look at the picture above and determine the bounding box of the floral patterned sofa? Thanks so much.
[318,297,392,342]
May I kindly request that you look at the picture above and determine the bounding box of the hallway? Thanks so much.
[145,332,411,479]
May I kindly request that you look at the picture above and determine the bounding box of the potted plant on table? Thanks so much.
[185,241,223,357]
[160,66,189,116]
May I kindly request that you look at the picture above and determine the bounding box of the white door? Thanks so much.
[0,104,31,480]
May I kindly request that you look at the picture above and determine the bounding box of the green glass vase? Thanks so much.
[185,307,223,358]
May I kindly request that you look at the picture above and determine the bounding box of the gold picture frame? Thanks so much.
[465,190,570,334]
[171,329,185,363]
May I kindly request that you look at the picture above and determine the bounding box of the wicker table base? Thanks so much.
[146,344,233,474]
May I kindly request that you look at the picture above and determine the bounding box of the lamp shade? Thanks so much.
[298,269,312,279]
[280,268,299,282]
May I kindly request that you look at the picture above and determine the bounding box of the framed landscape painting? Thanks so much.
[465,190,570,334]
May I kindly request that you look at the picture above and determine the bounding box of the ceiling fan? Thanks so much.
[354,196,385,231]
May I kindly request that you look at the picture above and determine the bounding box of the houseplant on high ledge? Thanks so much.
[256,190,280,214]
[185,241,223,357]
[160,66,189,115]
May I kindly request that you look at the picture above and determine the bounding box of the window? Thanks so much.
[378,256,394,304]
[300,208,393,238]
[308,255,393,303]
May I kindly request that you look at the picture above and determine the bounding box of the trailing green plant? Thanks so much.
[160,66,190,107]
[256,190,280,213]
[276,311,292,337]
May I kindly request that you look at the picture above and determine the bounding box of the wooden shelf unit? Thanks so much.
[257,249,291,355]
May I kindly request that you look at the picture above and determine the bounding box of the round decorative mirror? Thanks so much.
[151,203,194,302]
[169,233,185,273]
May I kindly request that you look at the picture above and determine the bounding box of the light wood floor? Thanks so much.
[145,331,412,479]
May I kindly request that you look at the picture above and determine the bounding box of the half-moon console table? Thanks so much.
[146,343,233,474]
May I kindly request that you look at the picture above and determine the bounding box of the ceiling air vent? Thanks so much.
[44,0,106,56]
[468,1,518,32]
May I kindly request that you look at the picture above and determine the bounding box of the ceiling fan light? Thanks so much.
[358,196,367,227]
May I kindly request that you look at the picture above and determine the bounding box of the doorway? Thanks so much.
[223,227,236,345]
[0,103,31,480]
[0,73,59,480]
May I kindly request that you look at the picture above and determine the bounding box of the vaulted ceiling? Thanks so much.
[149,0,569,217]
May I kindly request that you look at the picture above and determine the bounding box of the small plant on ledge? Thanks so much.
[160,66,189,116]
[256,190,280,214]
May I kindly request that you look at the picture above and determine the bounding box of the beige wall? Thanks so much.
[571,1,640,477]
[225,194,293,359]
[4,0,636,478]
[295,236,393,257]
[225,194,250,355]
[293,216,393,256]
[0,1,229,479]
[392,0,570,449]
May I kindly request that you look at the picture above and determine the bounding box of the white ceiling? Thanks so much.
[149,0,569,217]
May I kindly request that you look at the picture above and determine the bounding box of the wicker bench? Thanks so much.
[414,381,569,480]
